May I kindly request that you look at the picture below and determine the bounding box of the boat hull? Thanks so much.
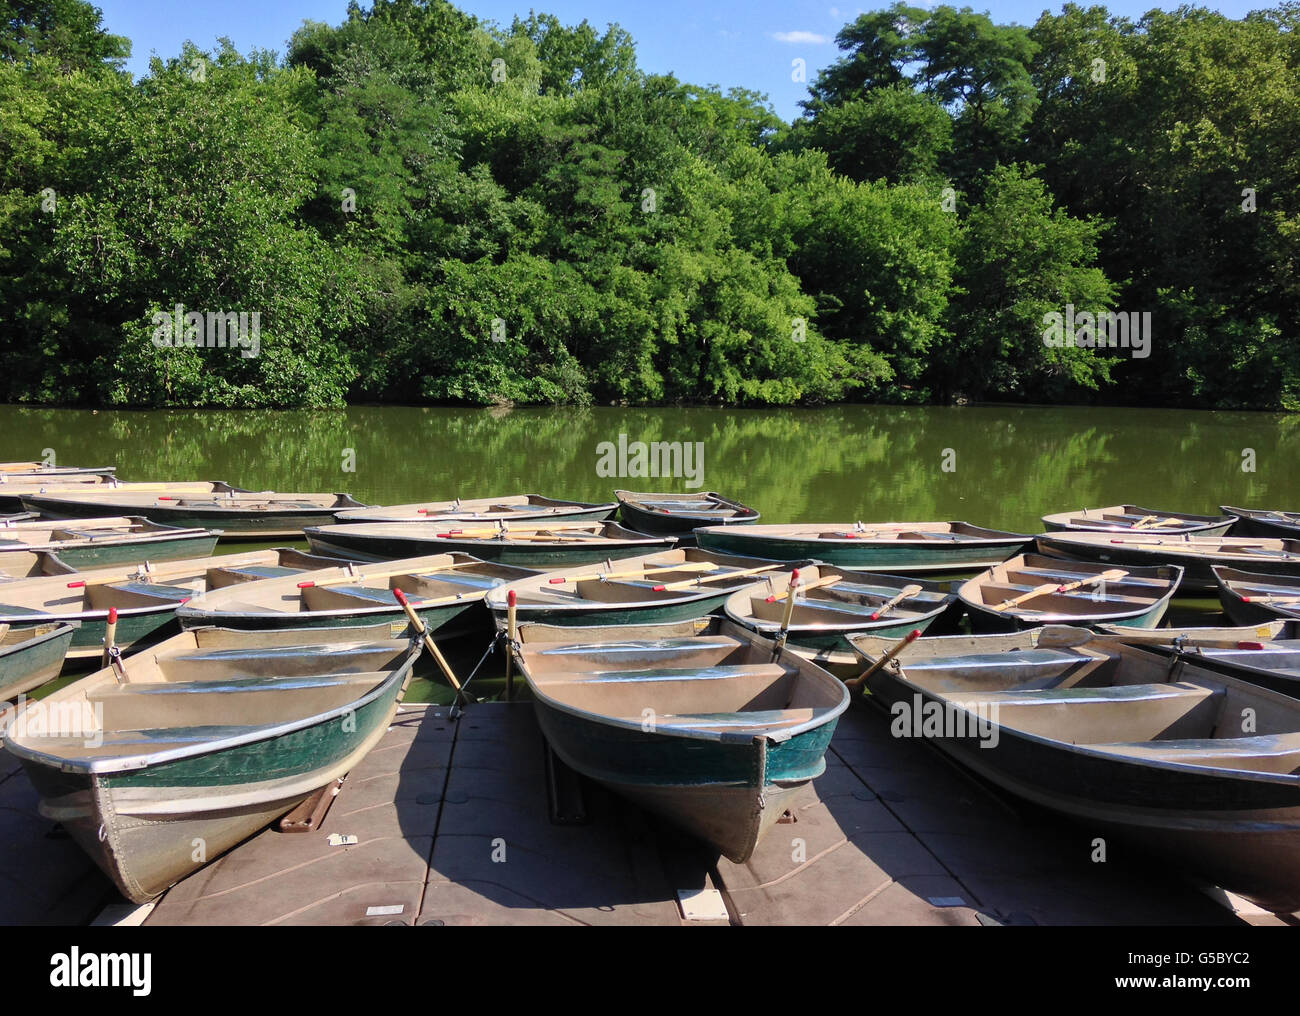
[696,529,1032,572]
[2,532,220,571]
[0,624,77,701]
[19,497,361,539]
[532,697,837,863]
[1036,535,1300,592]
[17,665,407,903]
[862,665,1300,913]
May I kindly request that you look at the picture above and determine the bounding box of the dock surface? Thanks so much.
[0,701,1281,926]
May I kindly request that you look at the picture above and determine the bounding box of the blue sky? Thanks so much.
[96,0,1262,121]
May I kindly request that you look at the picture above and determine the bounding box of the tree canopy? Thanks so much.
[1,1,1296,409]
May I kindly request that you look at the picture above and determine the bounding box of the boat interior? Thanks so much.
[0,517,195,547]
[1048,506,1220,530]
[0,552,336,615]
[964,556,1177,615]
[186,556,528,615]
[507,555,790,606]
[522,633,845,735]
[890,644,1300,775]
[7,636,413,761]
[742,570,949,625]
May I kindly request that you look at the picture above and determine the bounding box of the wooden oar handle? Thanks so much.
[846,629,922,689]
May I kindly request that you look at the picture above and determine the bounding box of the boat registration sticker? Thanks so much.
[390,621,407,637]
[365,905,404,917]
[1257,626,1274,637]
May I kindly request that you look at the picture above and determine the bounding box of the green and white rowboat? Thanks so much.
[722,565,959,668]
[22,487,369,539]
[0,622,79,703]
[334,493,618,525]
[695,521,1033,572]
[177,553,536,636]
[307,520,674,567]
[513,617,849,862]
[3,624,421,903]
[958,554,1182,632]
[487,548,813,628]
[0,516,220,570]
[0,549,345,661]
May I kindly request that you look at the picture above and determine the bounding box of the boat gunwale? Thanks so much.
[848,637,1300,787]
[516,621,850,745]
[3,638,422,775]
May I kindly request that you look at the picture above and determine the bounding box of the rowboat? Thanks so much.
[512,617,849,862]
[177,553,536,636]
[2,624,421,903]
[0,478,225,513]
[694,522,1033,572]
[334,494,617,525]
[1041,504,1233,536]
[0,622,78,702]
[0,549,344,660]
[722,566,958,658]
[1212,566,1300,625]
[1098,620,1298,644]
[958,554,1182,632]
[306,520,674,567]
[615,490,760,536]
[0,516,220,570]
[0,551,77,582]
[1036,531,1300,592]
[23,488,369,538]
[847,627,1300,913]
[486,548,812,628]
[0,463,114,477]
[1220,506,1300,540]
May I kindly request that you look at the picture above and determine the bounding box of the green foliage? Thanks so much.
[1,0,1296,411]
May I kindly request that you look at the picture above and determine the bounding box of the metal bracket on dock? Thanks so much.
[279,776,346,833]
[544,744,589,825]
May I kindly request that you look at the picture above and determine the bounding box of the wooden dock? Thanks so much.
[1,701,1284,926]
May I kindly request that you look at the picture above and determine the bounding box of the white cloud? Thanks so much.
[771,30,831,44]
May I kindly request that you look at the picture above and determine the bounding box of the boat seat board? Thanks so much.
[539,666,798,714]
[614,707,824,732]
[210,566,305,581]
[1087,732,1300,774]
[944,682,1225,744]
[535,641,748,657]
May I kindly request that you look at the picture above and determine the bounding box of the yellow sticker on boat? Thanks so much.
[390,621,407,637]
[1258,626,1274,637]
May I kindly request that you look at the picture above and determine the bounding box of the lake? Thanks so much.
[6,403,1295,700]
[4,403,1295,532]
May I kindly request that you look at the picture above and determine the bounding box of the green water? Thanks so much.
[4,403,1295,531]
[6,403,1296,701]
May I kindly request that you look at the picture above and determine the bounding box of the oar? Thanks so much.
[1241,595,1300,605]
[991,569,1128,612]
[764,573,845,603]
[65,563,161,589]
[652,563,785,592]
[102,606,117,668]
[869,584,923,621]
[845,629,923,690]
[547,561,718,585]
[295,561,481,589]
[769,568,802,661]
[1131,516,1182,530]
[392,588,465,705]
[102,607,128,684]
[505,589,518,702]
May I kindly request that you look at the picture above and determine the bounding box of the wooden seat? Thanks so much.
[1088,732,1300,774]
